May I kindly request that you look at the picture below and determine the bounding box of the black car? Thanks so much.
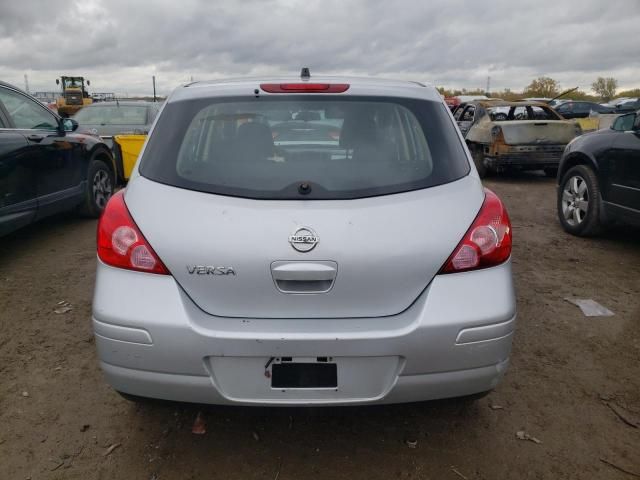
[554,101,615,119]
[557,110,640,236]
[0,81,115,236]
[615,98,640,113]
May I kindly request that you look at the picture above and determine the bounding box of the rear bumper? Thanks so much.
[484,144,565,169]
[100,359,510,405]
[92,259,517,405]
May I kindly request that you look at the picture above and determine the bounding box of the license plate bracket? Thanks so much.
[271,362,337,389]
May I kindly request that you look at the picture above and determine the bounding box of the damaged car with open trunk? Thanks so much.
[456,100,581,177]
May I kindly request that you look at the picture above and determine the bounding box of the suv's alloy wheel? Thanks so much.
[79,158,114,217]
[557,165,602,236]
[93,169,113,210]
[562,175,589,226]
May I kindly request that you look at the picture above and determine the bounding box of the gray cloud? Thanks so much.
[1,0,638,95]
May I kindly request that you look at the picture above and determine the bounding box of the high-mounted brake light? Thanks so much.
[97,190,169,275]
[439,189,512,274]
[260,83,350,93]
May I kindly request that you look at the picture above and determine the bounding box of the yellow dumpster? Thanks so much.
[113,134,147,181]
[576,117,600,134]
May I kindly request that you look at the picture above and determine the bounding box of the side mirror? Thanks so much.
[60,118,79,133]
[56,79,60,85]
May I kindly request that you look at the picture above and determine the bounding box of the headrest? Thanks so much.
[236,122,274,155]
[339,109,378,149]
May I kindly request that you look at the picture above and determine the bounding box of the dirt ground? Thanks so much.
[1,173,639,480]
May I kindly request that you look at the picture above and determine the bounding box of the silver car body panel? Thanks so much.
[125,174,484,319]
[92,77,515,404]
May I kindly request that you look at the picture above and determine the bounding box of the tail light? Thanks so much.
[260,83,350,93]
[439,189,512,274]
[97,190,169,275]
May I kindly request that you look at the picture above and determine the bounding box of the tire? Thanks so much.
[470,148,487,179]
[557,165,603,236]
[111,141,126,185]
[78,157,114,217]
[544,167,558,178]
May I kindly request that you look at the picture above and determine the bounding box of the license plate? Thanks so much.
[271,362,337,389]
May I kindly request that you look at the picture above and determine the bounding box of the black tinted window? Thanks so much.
[140,96,469,200]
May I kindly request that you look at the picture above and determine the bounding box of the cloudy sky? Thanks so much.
[1,0,639,96]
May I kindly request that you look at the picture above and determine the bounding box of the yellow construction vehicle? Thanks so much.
[55,76,93,117]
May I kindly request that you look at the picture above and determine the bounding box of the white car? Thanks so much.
[92,73,516,406]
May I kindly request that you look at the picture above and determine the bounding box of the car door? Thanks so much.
[555,102,572,118]
[0,86,83,219]
[457,104,476,137]
[574,102,592,118]
[0,102,38,235]
[607,113,640,212]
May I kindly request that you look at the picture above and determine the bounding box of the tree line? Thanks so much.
[438,77,639,103]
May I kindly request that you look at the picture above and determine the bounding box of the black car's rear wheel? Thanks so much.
[557,165,603,236]
[78,158,114,217]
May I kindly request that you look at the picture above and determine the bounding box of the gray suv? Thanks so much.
[92,74,516,405]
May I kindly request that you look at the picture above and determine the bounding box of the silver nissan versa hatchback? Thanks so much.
[92,74,516,405]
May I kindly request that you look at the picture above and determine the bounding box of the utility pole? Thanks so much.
[152,76,157,102]
[24,74,29,93]
[486,76,491,96]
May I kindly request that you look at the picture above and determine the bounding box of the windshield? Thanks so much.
[74,105,148,125]
[140,96,469,200]
[63,78,84,88]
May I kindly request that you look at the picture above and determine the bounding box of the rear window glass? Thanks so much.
[73,105,148,125]
[140,96,469,199]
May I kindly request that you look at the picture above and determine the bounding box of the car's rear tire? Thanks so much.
[470,148,488,178]
[557,165,603,236]
[78,157,114,218]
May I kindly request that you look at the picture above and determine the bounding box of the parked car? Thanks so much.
[0,81,115,236]
[92,74,516,406]
[73,101,161,149]
[556,109,640,236]
[548,98,570,108]
[601,97,633,108]
[614,98,640,113]
[554,101,615,119]
[444,96,460,111]
[456,100,581,177]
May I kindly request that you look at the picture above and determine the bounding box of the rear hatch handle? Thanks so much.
[271,261,338,294]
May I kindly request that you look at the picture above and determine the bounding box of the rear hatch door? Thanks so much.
[126,175,483,319]
[499,120,577,144]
